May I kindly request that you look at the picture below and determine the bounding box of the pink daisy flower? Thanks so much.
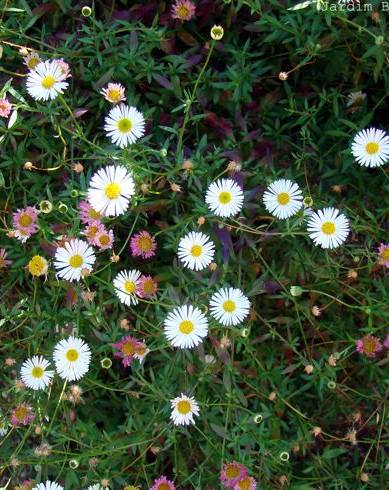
[136,275,158,299]
[377,243,389,268]
[130,230,156,259]
[10,403,35,427]
[12,206,39,241]
[220,461,248,488]
[100,82,126,104]
[234,476,257,490]
[53,58,71,79]
[78,200,103,225]
[0,248,12,269]
[94,227,114,250]
[83,222,104,244]
[356,334,383,358]
[151,476,176,490]
[0,98,12,118]
[112,335,145,367]
[171,0,196,21]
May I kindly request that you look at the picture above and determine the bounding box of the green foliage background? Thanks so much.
[0,0,388,488]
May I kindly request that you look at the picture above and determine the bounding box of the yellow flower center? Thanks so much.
[225,464,240,479]
[18,213,33,227]
[363,337,378,355]
[218,191,232,204]
[0,257,5,268]
[365,141,379,155]
[380,248,389,260]
[69,254,83,268]
[41,75,56,89]
[86,225,99,239]
[14,406,28,421]
[157,484,170,490]
[177,400,191,414]
[117,117,133,133]
[98,234,110,246]
[137,235,153,252]
[190,245,202,257]
[135,344,147,356]
[277,192,290,205]
[124,280,136,293]
[27,56,40,69]
[28,255,47,276]
[31,366,44,378]
[122,341,136,356]
[141,278,157,295]
[105,182,121,199]
[66,349,79,362]
[223,300,236,313]
[88,208,102,220]
[321,221,336,235]
[237,478,251,490]
[179,320,194,334]
[107,88,122,102]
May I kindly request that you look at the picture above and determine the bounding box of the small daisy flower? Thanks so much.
[133,342,149,363]
[164,305,208,349]
[0,98,12,118]
[263,179,303,219]
[78,200,104,224]
[20,356,54,390]
[101,82,126,104]
[171,0,196,21]
[83,222,103,244]
[112,335,145,367]
[26,60,69,101]
[356,334,383,358]
[234,476,257,490]
[0,248,11,269]
[27,255,48,277]
[130,230,157,258]
[23,51,42,70]
[104,104,145,148]
[307,207,350,249]
[220,461,248,488]
[377,243,389,268]
[32,482,64,490]
[351,128,389,167]
[94,227,114,250]
[53,336,91,381]
[151,476,176,490]
[52,58,71,79]
[347,90,366,108]
[10,403,35,427]
[177,231,215,271]
[170,393,199,426]
[13,206,39,238]
[87,165,135,216]
[113,269,141,306]
[209,288,250,327]
[205,178,244,218]
[211,25,224,40]
[54,239,96,282]
[136,274,158,299]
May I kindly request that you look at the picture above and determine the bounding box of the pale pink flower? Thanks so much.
[377,243,389,268]
[220,461,248,488]
[10,403,35,426]
[100,83,126,104]
[0,98,12,118]
[94,227,114,250]
[234,476,257,490]
[112,335,145,367]
[53,58,71,79]
[0,248,12,269]
[171,0,196,21]
[356,334,383,358]
[83,222,104,244]
[151,476,176,490]
[12,206,39,241]
[130,230,156,259]
[78,200,103,225]
[136,275,158,299]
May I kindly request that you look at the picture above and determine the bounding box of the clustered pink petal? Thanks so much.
[112,335,146,367]
[377,243,389,268]
[356,334,383,358]
[12,206,39,242]
[171,0,196,21]
[10,403,35,427]
[130,230,157,259]
[384,334,389,349]
[78,200,104,225]
[94,227,114,250]
[0,248,12,269]
[150,475,176,490]
[0,98,12,118]
[136,275,158,299]
[83,222,104,244]
[220,461,248,488]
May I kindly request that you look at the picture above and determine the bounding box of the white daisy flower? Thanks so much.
[351,127,389,167]
[205,178,244,218]
[164,305,208,349]
[177,231,215,271]
[87,486,109,490]
[54,239,96,282]
[53,336,91,381]
[20,356,54,391]
[263,179,303,219]
[26,60,69,101]
[307,207,350,249]
[32,482,64,490]
[104,104,145,148]
[113,269,141,306]
[209,287,250,326]
[87,165,135,216]
[170,393,200,426]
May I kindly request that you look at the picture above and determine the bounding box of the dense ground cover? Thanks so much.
[0,0,388,488]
